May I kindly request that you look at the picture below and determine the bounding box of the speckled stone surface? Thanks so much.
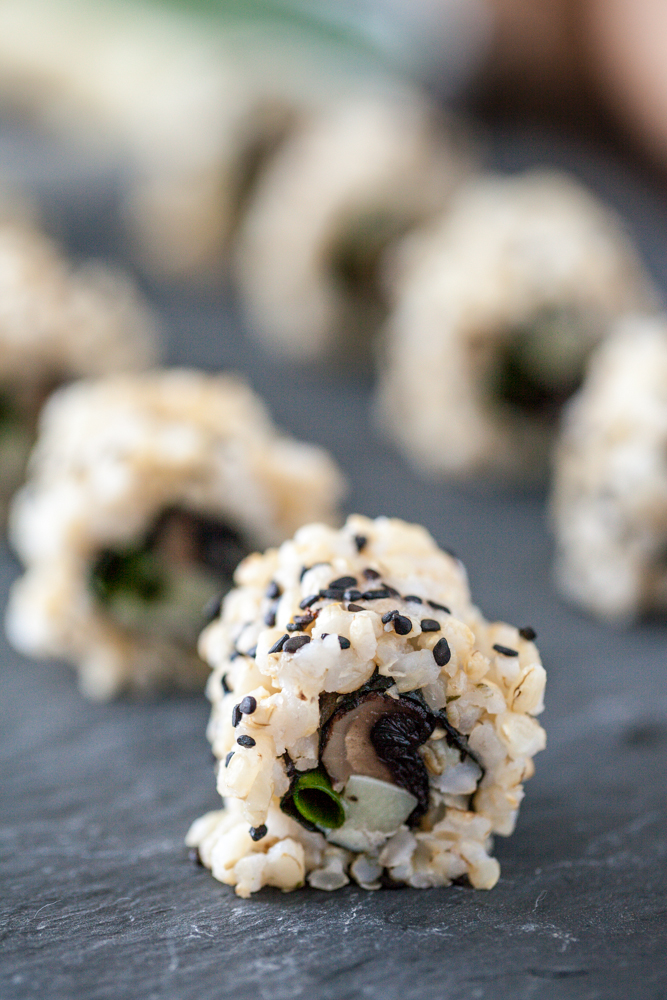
[1,123,667,1000]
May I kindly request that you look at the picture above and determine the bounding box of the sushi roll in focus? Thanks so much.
[236,95,469,362]
[5,371,345,699]
[552,314,667,622]
[0,216,157,518]
[187,515,546,897]
[376,170,658,478]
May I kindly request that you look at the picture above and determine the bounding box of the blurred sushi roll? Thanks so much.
[376,170,658,478]
[0,215,157,518]
[5,371,345,699]
[0,0,444,285]
[552,314,667,622]
[187,515,546,897]
[0,0,289,282]
[236,95,470,362]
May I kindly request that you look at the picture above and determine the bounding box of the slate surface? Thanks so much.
[1,122,666,1000]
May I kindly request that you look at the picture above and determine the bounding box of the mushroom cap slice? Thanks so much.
[321,692,406,787]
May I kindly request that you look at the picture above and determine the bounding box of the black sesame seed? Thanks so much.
[225,751,234,767]
[264,609,276,627]
[361,589,391,600]
[347,603,364,612]
[519,626,537,642]
[249,824,268,842]
[244,646,257,659]
[232,704,242,727]
[381,609,399,624]
[286,623,298,632]
[239,696,257,715]
[354,535,367,552]
[433,637,451,667]
[221,674,231,694]
[266,581,281,600]
[493,643,519,657]
[320,587,345,600]
[428,600,451,614]
[237,735,256,748]
[384,585,401,598]
[338,636,351,649]
[343,588,362,602]
[420,619,441,632]
[393,615,412,636]
[329,575,357,590]
[363,568,380,580]
[320,632,329,639]
[403,594,423,604]
[299,594,319,609]
[283,635,311,653]
[268,633,289,654]
[293,613,315,628]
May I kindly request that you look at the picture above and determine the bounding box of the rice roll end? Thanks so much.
[187,515,546,896]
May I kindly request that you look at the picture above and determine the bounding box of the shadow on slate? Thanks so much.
[0,122,666,1000]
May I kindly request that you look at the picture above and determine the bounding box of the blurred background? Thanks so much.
[2,2,667,995]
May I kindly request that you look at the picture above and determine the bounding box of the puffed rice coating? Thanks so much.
[552,313,667,621]
[377,170,658,477]
[0,216,157,516]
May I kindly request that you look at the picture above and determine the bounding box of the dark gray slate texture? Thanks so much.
[1,122,667,1000]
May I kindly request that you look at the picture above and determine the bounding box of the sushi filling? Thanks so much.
[91,508,249,646]
[492,307,591,420]
[281,679,482,850]
[331,211,412,359]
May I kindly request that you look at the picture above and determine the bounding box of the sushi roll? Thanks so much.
[0,215,157,518]
[376,170,658,478]
[552,314,667,622]
[186,515,546,897]
[5,371,345,699]
[235,95,469,361]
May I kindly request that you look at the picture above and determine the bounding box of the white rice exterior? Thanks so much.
[5,370,345,699]
[235,95,469,360]
[0,217,157,515]
[376,170,658,478]
[552,314,667,622]
[187,515,546,897]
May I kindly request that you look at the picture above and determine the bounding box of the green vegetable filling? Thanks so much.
[91,547,166,605]
[494,310,589,420]
[292,768,345,829]
[89,509,247,645]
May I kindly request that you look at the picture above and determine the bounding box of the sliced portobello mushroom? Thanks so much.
[321,691,436,823]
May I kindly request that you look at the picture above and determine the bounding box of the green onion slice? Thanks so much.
[292,768,345,829]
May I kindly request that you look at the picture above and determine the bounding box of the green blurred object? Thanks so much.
[292,768,345,829]
[91,546,166,606]
[144,0,389,65]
